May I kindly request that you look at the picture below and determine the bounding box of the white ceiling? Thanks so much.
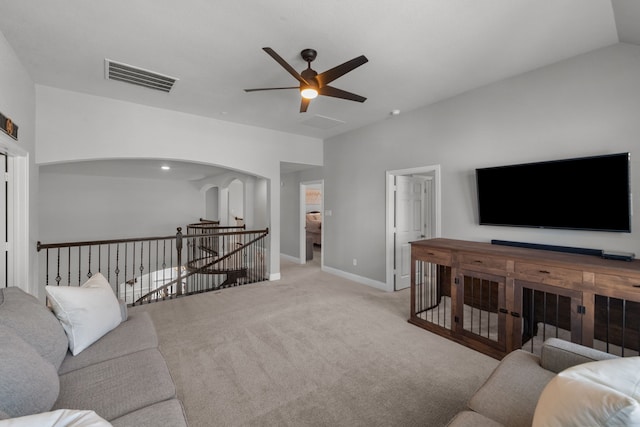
[1,0,637,179]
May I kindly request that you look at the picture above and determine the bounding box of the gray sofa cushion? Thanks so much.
[0,325,60,417]
[446,410,504,427]
[468,350,555,427]
[111,399,188,427]
[58,312,159,374]
[0,410,8,420]
[0,287,69,369]
[54,348,176,421]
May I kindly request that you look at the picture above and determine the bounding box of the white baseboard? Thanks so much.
[269,272,281,281]
[321,266,390,292]
[280,253,300,264]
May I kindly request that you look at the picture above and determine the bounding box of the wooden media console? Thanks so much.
[410,238,640,359]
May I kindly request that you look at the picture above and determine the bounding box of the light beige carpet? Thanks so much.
[132,258,498,427]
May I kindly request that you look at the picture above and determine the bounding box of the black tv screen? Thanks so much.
[476,153,631,232]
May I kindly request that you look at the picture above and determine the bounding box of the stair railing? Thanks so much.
[37,224,269,306]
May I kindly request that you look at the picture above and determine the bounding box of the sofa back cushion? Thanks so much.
[0,287,69,370]
[0,325,60,417]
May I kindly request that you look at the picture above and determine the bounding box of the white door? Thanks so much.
[395,175,425,290]
[0,154,6,288]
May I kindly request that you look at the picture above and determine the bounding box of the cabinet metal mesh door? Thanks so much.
[413,260,452,331]
[594,295,640,357]
[458,272,505,351]
[518,281,580,356]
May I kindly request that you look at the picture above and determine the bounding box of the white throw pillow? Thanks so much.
[46,273,122,355]
[533,356,640,427]
[0,409,112,426]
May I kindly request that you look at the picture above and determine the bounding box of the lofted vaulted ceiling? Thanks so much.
[0,1,637,142]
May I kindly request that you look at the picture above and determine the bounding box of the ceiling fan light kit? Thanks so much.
[245,47,368,112]
[301,87,318,99]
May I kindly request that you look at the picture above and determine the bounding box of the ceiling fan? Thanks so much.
[244,47,368,113]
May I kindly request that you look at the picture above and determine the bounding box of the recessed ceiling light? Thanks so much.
[161,165,171,170]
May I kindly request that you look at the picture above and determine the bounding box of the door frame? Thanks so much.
[0,132,29,294]
[299,180,323,266]
[386,165,441,292]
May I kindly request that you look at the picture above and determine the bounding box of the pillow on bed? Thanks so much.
[533,356,640,426]
[46,273,122,356]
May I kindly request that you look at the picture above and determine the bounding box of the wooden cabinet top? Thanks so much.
[411,238,640,278]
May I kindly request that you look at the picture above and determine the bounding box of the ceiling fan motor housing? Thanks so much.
[301,49,317,63]
[301,68,318,87]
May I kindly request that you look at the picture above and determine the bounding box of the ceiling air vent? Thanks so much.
[105,59,178,93]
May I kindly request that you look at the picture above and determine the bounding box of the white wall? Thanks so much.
[228,179,244,224]
[324,43,640,284]
[0,31,37,294]
[35,86,323,280]
[39,172,204,242]
[205,187,219,221]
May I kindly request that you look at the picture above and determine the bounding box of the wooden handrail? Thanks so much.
[37,228,183,251]
[37,227,268,251]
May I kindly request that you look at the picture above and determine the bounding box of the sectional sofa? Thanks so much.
[0,285,188,426]
[447,338,634,426]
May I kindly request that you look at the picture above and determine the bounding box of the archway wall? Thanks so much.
[35,86,323,281]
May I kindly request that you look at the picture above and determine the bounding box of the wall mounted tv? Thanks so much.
[476,153,631,232]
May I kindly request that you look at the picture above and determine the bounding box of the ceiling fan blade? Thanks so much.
[300,97,311,113]
[317,55,368,87]
[244,87,299,92]
[319,85,366,102]
[263,47,309,86]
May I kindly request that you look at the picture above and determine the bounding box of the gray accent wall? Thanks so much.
[323,43,640,284]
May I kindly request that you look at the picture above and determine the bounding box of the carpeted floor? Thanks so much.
[132,257,498,427]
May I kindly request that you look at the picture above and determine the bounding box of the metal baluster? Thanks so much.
[556,294,560,338]
[607,296,611,354]
[622,299,627,357]
[67,247,71,286]
[55,248,61,286]
[45,249,49,286]
[115,245,121,301]
[87,246,92,278]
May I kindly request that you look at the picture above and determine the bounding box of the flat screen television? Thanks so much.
[476,153,631,232]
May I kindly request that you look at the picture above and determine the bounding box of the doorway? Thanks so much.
[386,165,441,292]
[299,180,323,266]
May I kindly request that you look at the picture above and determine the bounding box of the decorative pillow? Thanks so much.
[533,356,640,427]
[46,273,122,356]
[0,325,60,417]
[0,287,69,370]
[0,409,112,426]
